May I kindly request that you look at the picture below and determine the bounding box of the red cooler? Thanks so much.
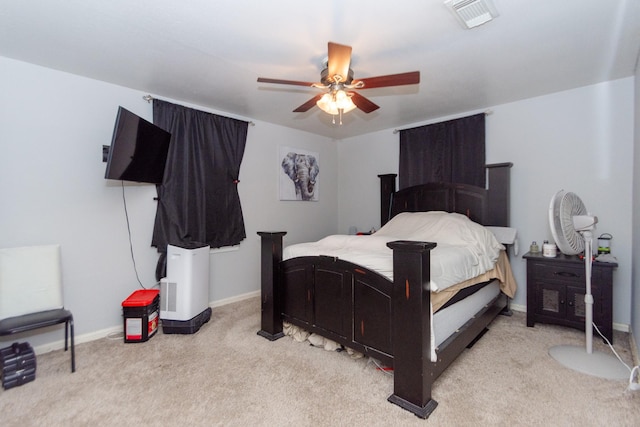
[122,289,159,343]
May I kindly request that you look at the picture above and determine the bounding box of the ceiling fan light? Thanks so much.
[316,93,338,114]
[334,89,349,103]
[316,90,356,115]
[341,100,357,113]
[335,90,357,113]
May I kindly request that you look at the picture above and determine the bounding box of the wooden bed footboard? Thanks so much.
[258,232,448,417]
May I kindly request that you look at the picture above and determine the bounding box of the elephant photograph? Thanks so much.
[279,148,320,201]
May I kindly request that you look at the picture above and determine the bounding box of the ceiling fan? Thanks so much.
[257,42,420,124]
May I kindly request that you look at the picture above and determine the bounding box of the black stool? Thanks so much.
[0,309,75,372]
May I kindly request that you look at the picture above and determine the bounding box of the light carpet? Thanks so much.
[0,297,638,426]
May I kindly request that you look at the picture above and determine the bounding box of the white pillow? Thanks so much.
[376,211,504,267]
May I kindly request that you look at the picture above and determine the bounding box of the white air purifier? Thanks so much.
[160,244,212,334]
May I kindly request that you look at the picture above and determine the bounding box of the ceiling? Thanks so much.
[1,0,639,139]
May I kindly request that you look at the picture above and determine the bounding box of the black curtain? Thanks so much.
[151,99,248,278]
[398,113,485,189]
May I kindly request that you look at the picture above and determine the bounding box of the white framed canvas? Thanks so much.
[279,146,320,201]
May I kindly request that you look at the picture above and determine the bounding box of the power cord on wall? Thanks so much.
[120,181,149,290]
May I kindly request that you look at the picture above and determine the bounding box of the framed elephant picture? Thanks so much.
[279,146,320,201]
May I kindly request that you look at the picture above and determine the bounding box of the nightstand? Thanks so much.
[523,251,616,343]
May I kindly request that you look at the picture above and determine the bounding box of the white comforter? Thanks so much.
[283,211,505,292]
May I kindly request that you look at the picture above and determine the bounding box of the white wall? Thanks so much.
[230,119,338,301]
[0,57,338,350]
[338,131,399,234]
[339,77,635,327]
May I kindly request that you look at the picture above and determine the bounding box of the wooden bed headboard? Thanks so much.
[378,162,513,227]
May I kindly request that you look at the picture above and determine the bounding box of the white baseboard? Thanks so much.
[209,290,260,308]
[510,302,526,313]
[509,302,629,332]
[614,322,630,333]
[31,290,261,356]
[31,325,122,356]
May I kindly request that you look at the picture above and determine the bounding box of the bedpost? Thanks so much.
[386,240,438,419]
[257,231,287,341]
[485,162,513,226]
[378,174,397,226]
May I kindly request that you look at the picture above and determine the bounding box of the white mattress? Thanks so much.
[283,212,504,292]
[432,280,501,350]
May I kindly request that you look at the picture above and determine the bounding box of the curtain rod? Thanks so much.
[142,95,255,126]
[392,109,493,134]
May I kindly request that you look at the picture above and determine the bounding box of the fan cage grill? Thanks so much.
[550,191,587,255]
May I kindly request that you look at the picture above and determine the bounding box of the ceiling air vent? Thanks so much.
[444,0,499,29]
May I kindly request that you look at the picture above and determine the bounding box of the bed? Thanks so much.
[257,162,514,418]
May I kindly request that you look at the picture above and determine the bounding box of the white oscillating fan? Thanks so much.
[548,190,628,379]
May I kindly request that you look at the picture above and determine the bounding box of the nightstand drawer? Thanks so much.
[532,261,585,285]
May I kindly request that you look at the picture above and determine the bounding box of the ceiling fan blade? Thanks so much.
[350,92,379,113]
[327,42,352,83]
[257,77,316,87]
[356,71,420,89]
[293,94,323,112]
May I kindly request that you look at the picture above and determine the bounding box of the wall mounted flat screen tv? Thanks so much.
[104,106,171,184]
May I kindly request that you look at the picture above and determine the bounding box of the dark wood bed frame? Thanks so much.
[258,162,512,418]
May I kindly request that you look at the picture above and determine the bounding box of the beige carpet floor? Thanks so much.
[0,297,638,426]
